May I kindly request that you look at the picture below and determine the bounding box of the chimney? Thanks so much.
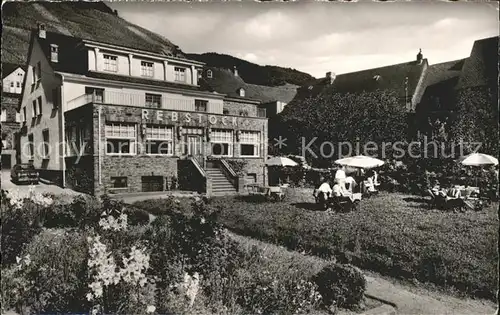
[416,48,423,64]
[114,9,118,16]
[233,66,238,77]
[38,23,46,39]
[326,71,336,84]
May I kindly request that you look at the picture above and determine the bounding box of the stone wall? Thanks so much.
[88,103,268,195]
[223,100,259,117]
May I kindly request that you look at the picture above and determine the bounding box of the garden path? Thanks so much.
[364,274,496,315]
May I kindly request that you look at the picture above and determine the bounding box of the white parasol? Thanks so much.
[266,156,298,167]
[458,153,498,166]
[334,155,385,169]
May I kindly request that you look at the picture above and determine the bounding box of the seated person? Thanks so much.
[345,176,357,193]
[364,177,377,193]
[313,176,325,197]
[446,187,461,200]
[335,167,347,182]
[315,178,333,201]
[333,178,355,201]
[372,170,381,186]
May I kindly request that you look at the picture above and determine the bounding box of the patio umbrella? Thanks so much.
[458,153,498,166]
[266,156,298,167]
[458,153,498,188]
[266,157,298,185]
[334,155,385,169]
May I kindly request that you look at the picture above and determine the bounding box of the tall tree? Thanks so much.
[272,90,408,166]
[449,85,499,155]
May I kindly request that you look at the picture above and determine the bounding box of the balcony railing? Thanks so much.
[67,91,267,118]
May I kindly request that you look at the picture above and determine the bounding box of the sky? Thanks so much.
[108,1,498,78]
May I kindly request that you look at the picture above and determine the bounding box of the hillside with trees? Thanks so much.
[187,52,315,87]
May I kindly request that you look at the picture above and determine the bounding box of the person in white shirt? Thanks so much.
[316,180,333,196]
[335,167,346,182]
[315,178,333,209]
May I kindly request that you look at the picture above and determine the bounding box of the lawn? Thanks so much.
[202,189,498,300]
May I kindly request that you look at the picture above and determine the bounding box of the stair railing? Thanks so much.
[219,159,239,191]
[189,156,206,178]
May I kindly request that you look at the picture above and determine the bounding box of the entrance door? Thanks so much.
[187,135,201,156]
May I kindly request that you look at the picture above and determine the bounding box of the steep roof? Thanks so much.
[1,2,182,65]
[200,67,298,103]
[2,62,26,79]
[416,59,465,112]
[293,58,429,107]
[456,36,498,89]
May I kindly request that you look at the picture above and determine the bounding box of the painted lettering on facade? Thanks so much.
[142,109,243,126]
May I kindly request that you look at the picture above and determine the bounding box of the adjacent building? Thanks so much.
[18,25,268,195]
[415,36,498,142]
[1,63,25,169]
[201,66,298,118]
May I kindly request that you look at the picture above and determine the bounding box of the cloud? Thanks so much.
[433,18,459,29]
[112,2,498,76]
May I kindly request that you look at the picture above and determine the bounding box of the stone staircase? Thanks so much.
[206,167,237,196]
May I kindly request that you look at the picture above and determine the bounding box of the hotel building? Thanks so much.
[18,25,268,196]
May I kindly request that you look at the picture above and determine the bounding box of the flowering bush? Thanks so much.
[1,187,54,265]
[1,229,89,314]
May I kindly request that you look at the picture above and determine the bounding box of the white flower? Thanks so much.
[24,254,31,266]
[146,305,156,313]
[86,293,93,301]
[16,256,21,264]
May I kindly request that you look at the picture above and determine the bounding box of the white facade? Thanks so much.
[86,45,200,86]
[2,67,25,94]
[63,79,224,114]
[18,31,221,177]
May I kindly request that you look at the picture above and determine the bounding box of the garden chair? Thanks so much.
[330,193,361,213]
[268,186,285,202]
[316,191,330,211]
[444,188,465,212]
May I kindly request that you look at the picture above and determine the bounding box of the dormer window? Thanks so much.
[238,88,245,97]
[207,70,213,79]
[141,61,154,77]
[103,54,118,72]
[373,75,381,81]
[50,44,59,63]
[174,67,186,82]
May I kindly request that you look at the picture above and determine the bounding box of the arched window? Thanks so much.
[207,70,213,79]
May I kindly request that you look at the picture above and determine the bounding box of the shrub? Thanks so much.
[1,229,90,314]
[124,206,151,226]
[313,264,366,309]
[1,189,50,265]
[44,195,101,228]
[134,197,186,216]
